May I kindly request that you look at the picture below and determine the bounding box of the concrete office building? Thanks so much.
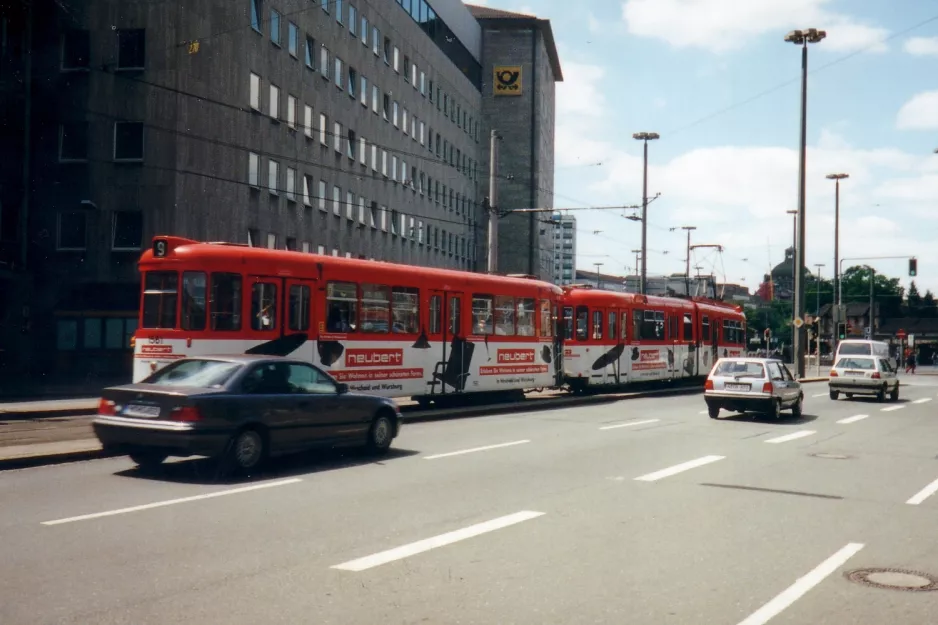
[469,5,562,281]
[551,213,576,286]
[0,0,561,381]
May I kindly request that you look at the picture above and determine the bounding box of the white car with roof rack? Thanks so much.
[704,357,803,419]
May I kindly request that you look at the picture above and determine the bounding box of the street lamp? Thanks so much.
[594,262,604,289]
[632,131,660,295]
[785,27,826,378]
[826,173,848,313]
[813,263,825,375]
[681,226,696,296]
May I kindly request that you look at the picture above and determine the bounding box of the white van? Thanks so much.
[835,340,890,361]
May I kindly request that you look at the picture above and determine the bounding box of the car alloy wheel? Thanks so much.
[368,414,393,452]
[233,429,264,470]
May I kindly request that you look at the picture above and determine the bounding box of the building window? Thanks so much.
[249,72,260,110]
[250,0,262,32]
[305,36,315,69]
[113,122,144,161]
[393,46,399,72]
[320,0,328,12]
[392,100,399,127]
[318,180,326,210]
[383,37,390,64]
[348,5,356,35]
[61,29,90,70]
[371,144,377,170]
[319,113,327,145]
[373,27,379,56]
[302,241,310,253]
[333,121,342,152]
[304,104,312,137]
[286,167,296,201]
[269,84,279,120]
[288,22,298,56]
[334,57,343,89]
[303,174,313,205]
[248,152,260,186]
[361,15,368,45]
[333,185,341,215]
[348,67,357,98]
[359,136,367,165]
[268,159,279,194]
[346,190,354,219]
[267,233,277,249]
[360,74,368,106]
[285,237,297,251]
[57,212,87,251]
[335,0,343,23]
[112,211,143,250]
[419,120,425,146]
[270,9,281,45]
[383,94,390,121]
[402,108,408,133]
[420,71,426,95]
[320,46,329,76]
[286,94,296,128]
[59,123,88,161]
[117,29,145,70]
[347,129,356,160]
[372,84,379,113]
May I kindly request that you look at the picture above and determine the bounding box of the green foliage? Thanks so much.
[839,265,904,317]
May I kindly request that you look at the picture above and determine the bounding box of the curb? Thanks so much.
[0,448,121,471]
[0,408,99,421]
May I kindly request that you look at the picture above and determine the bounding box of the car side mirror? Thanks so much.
[336,383,349,394]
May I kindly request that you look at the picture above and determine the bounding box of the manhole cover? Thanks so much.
[845,568,938,592]
[811,453,851,460]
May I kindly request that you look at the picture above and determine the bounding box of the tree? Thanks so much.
[907,281,922,316]
[922,290,937,318]
[840,265,904,318]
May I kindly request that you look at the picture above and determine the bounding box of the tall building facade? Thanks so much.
[0,0,560,380]
[468,6,562,280]
[551,212,575,285]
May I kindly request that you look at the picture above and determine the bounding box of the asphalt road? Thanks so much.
[2,377,938,624]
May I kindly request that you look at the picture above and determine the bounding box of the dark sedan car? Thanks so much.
[92,355,402,473]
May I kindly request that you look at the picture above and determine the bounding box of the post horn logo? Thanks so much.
[494,66,522,96]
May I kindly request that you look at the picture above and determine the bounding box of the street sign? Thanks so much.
[896,329,907,339]
[909,334,915,347]
[864,326,871,338]
[793,317,804,328]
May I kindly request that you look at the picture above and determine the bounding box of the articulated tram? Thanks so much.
[133,237,746,402]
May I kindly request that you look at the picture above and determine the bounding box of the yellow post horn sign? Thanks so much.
[494,65,523,96]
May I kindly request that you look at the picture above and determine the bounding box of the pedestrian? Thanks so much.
[906,351,917,375]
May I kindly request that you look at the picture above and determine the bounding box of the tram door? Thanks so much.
[428,290,469,395]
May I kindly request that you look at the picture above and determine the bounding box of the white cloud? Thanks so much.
[554,61,618,168]
[905,36,938,56]
[897,91,938,130]
[621,0,888,54]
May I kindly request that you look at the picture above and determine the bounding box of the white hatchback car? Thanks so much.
[828,355,899,402]
[705,357,803,419]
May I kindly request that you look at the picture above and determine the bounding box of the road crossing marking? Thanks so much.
[907,476,938,505]
[41,478,303,526]
[836,414,869,424]
[913,397,932,404]
[634,455,724,482]
[881,405,905,412]
[765,430,816,444]
[423,440,530,460]
[599,419,660,430]
[331,510,545,571]
[736,543,865,625]
[812,393,828,398]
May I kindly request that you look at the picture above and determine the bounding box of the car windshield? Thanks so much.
[714,361,765,378]
[143,359,242,387]
[838,343,872,355]
[835,357,875,370]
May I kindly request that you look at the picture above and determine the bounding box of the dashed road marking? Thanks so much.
[424,440,530,460]
[765,430,816,444]
[599,419,660,430]
[836,414,870,424]
[634,455,725,482]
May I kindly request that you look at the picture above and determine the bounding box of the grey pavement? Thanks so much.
[2,376,938,624]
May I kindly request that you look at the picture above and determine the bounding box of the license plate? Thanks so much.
[123,404,161,418]
[725,383,750,391]
[845,371,864,376]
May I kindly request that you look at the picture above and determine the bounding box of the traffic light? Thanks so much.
[837,322,847,340]
[909,258,917,277]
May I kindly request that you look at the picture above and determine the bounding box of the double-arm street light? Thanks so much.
[785,27,826,378]
[632,132,660,295]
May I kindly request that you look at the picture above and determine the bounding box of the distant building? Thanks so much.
[574,269,628,292]
[552,213,576,285]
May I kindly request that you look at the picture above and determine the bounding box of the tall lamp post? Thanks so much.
[825,173,848,309]
[813,263,825,375]
[680,226,696,296]
[594,262,604,289]
[784,27,826,378]
[632,132,659,295]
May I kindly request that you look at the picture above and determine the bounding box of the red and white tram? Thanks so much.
[561,286,747,391]
[134,237,564,401]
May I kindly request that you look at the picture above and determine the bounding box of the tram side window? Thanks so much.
[327,281,359,332]
[494,295,515,335]
[210,273,242,331]
[471,295,494,335]
[517,298,535,336]
[429,295,442,334]
[632,309,643,340]
[723,319,743,344]
[683,313,693,341]
[620,312,628,341]
[181,272,207,331]
[591,310,603,340]
[251,282,278,331]
[669,314,679,340]
[702,315,711,342]
[449,296,461,335]
[562,307,573,340]
[288,284,311,331]
[359,284,390,333]
[575,306,589,341]
[391,287,419,333]
[142,271,178,329]
[642,310,664,340]
[538,300,552,338]
[608,312,617,341]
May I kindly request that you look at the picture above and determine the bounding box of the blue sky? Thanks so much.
[469,0,938,294]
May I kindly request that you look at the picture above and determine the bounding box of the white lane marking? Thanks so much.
[812,393,828,398]
[765,430,816,444]
[736,542,865,625]
[836,414,870,424]
[699,410,709,414]
[634,455,725,482]
[599,419,660,430]
[331,510,545,572]
[913,397,932,404]
[906,476,938,505]
[881,405,905,412]
[423,440,530,460]
[42,478,303,526]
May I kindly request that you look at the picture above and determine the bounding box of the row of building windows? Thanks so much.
[56,211,143,252]
[250,0,479,141]
[60,28,143,71]
[58,121,144,162]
